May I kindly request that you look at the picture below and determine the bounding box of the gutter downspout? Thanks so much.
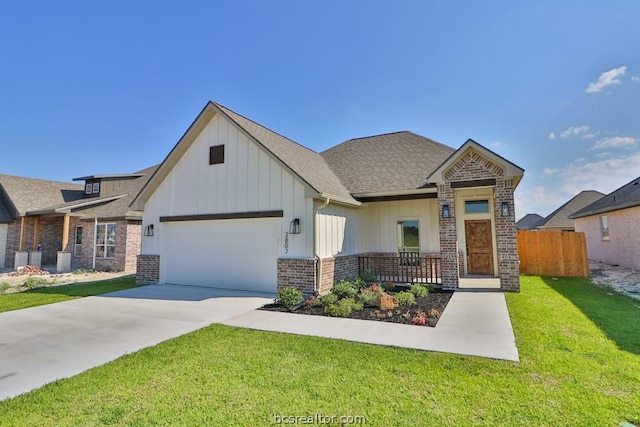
[313,196,330,295]
[92,218,97,270]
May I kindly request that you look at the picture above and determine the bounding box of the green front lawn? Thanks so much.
[0,277,139,313]
[1,276,639,425]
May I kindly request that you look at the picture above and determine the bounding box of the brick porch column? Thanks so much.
[437,182,459,290]
[494,178,520,291]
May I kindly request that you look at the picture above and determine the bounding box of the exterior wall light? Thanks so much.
[144,224,154,236]
[501,202,510,217]
[442,205,451,219]
[289,218,300,234]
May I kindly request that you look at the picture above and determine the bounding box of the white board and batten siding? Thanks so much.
[315,198,441,258]
[315,204,364,258]
[0,224,7,268]
[362,199,440,253]
[141,112,314,291]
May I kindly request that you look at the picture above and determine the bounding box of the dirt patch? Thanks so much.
[260,290,453,327]
[0,267,134,294]
[589,260,640,301]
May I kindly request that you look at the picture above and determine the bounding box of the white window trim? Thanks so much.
[74,225,83,257]
[396,218,421,253]
[95,223,116,259]
[600,216,609,241]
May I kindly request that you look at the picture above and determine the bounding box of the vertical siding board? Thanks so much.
[225,125,238,211]
[258,150,271,210]
[246,140,259,211]
[236,133,249,212]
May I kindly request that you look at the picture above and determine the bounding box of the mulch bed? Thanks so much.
[259,290,453,327]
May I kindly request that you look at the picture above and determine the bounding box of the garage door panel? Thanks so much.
[163,219,279,293]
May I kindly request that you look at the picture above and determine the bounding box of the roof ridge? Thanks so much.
[0,173,81,187]
[214,102,321,155]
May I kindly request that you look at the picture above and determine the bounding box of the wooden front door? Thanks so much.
[465,219,494,275]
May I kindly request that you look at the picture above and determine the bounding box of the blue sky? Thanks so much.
[1,1,639,219]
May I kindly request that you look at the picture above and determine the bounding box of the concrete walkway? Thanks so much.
[223,290,519,362]
[0,285,273,401]
[0,285,518,401]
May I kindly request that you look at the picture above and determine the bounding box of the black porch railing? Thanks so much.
[358,253,441,284]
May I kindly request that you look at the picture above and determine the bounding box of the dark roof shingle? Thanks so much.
[537,190,605,229]
[0,175,84,216]
[321,131,455,195]
[570,176,640,219]
[516,213,544,230]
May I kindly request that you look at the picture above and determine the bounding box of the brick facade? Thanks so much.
[78,220,141,272]
[493,178,520,291]
[277,258,317,294]
[439,147,520,292]
[136,254,160,284]
[437,182,460,290]
[318,255,359,294]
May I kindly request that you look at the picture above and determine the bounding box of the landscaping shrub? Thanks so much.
[359,271,376,283]
[320,293,339,307]
[358,289,380,307]
[395,291,416,306]
[381,281,395,292]
[409,284,429,298]
[1,283,11,294]
[276,287,304,309]
[309,297,323,308]
[324,298,357,317]
[23,277,49,289]
[331,280,358,299]
[427,308,441,318]
[351,277,367,289]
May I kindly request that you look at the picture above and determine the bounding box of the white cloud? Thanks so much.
[548,132,556,140]
[582,133,596,139]
[559,152,640,195]
[515,151,640,218]
[585,66,627,94]
[632,76,640,82]
[560,125,591,139]
[490,141,507,148]
[595,152,611,158]
[542,168,558,176]
[589,136,638,150]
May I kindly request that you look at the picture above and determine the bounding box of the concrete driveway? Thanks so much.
[0,284,273,401]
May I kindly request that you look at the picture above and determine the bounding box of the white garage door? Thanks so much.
[163,218,279,293]
[0,224,7,269]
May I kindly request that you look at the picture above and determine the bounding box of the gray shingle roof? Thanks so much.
[215,103,358,205]
[321,131,455,195]
[0,174,85,217]
[537,190,605,229]
[516,213,544,230]
[570,176,640,219]
[76,165,159,220]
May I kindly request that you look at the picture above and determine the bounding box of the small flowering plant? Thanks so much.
[427,308,440,318]
[412,310,427,326]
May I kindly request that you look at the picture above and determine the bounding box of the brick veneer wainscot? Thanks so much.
[136,254,160,284]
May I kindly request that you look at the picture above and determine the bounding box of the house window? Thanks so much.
[397,220,420,252]
[465,200,489,214]
[92,182,100,194]
[209,145,225,165]
[600,216,609,241]
[85,184,92,195]
[96,223,116,258]
[74,226,83,257]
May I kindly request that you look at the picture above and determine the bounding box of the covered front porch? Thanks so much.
[12,213,81,273]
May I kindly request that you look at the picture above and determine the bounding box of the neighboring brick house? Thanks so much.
[132,101,524,293]
[569,176,640,270]
[0,166,157,272]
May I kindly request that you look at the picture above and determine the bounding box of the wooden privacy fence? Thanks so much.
[517,230,588,277]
